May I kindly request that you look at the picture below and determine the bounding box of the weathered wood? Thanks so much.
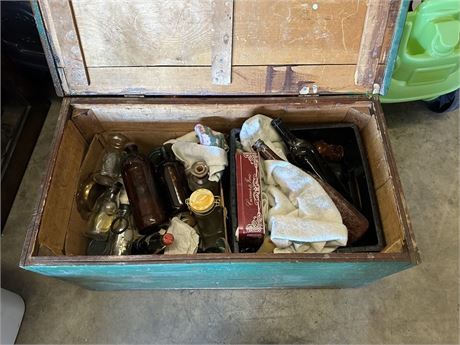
[373,100,419,262]
[24,260,414,290]
[73,65,367,95]
[211,0,234,85]
[38,121,87,255]
[35,0,403,95]
[38,0,90,88]
[355,0,392,87]
[69,0,367,67]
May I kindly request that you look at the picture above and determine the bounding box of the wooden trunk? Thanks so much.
[20,0,419,290]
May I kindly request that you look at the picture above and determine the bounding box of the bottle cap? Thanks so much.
[188,188,215,214]
[162,233,175,246]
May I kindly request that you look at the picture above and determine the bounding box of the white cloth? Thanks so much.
[164,217,200,255]
[264,160,347,253]
[165,130,228,182]
[239,114,288,160]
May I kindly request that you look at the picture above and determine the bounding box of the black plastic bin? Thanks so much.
[229,123,384,253]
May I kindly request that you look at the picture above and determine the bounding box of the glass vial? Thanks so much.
[108,187,134,255]
[86,182,122,241]
[93,133,128,186]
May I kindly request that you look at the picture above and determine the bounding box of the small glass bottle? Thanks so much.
[93,133,128,186]
[187,161,219,194]
[160,144,190,213]
[86,182,122,241]
[131,232,175,255]
[186,188,229,253]
[108,187,134,255]
[121,143,167,234]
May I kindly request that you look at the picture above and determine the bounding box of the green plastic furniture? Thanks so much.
[382,0,460,103]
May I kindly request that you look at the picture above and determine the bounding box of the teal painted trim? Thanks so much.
[23,261,414,290]
[381,0,411,96]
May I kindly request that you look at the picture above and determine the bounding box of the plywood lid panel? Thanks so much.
[35,0,403,96]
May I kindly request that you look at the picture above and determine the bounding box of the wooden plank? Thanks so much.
[373,101,420,263]
[355,0,392,87]
[38,0,89,88]
[68,0,367,67]
[23,261,413,290]
[68,65,369,95]
[37,121,87,255]
[211,0,234,85]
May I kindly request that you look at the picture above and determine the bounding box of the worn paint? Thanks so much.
[381,0,410,95]
[23,260,414,290]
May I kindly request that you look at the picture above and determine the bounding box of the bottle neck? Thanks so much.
[270,118,299,146]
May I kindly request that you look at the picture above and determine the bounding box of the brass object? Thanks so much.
[76,174,107,219]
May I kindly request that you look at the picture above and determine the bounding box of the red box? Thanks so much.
[235,152,265,251]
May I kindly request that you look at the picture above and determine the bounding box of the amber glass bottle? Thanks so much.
[121,144,167,234]
[160,144,190,213]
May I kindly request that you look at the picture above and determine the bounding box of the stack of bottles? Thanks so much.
[76,125,230,256]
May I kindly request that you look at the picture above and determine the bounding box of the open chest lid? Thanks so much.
[33,0,407,97]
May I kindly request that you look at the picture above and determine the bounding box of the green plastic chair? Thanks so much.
[381,0,460,111]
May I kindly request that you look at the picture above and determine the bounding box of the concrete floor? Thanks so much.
[1,100,458,344]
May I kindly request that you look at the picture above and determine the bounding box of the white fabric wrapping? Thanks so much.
[164,217,200,255]
[165,130,228,182]
[265,160,347,253]
[239,114,288,160]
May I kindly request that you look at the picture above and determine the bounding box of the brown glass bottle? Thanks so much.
[160,144,190,213]
[253,138,369,244]
[271,118,349,199]
[121,143,167,234]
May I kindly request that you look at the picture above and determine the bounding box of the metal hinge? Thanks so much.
[298,84,319,97]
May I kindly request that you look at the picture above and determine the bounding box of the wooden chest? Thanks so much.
[20,0,420,290]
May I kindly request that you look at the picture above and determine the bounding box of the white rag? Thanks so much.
[265,161,347,253]
[164,217,200,255]
[165,130,228,182]
[239,114,288,160]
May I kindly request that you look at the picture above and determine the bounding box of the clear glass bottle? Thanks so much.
[93,133,128,186]
[121,144,167,234]
[108,187,134,255]
[86,182,122,241]
[186,188,229,253]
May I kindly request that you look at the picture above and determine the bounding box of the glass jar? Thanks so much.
[186,188,229,253]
